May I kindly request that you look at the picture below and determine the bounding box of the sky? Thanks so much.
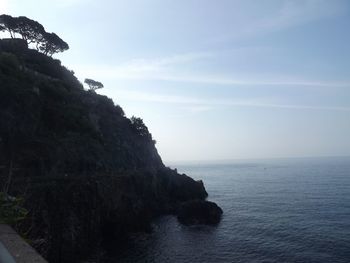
[1,0,350,162]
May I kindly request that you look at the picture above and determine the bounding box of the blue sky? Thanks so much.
[2,0,350,161]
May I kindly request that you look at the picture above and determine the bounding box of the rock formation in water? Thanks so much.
[0,38,222,263]
[177,200,223,225]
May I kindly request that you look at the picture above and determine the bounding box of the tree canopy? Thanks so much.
[39,32,69,56]
[131,116,152,140]
[0,14,69,56]
[0,14,17,38]
[15,16,45,45]
[84,78,104,91]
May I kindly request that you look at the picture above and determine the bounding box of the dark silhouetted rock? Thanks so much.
[177,200,223,225]
[0,42,215,262]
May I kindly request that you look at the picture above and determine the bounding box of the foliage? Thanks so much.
[0,14,69,55]
[39,32,69,56]
[15,16,45,45]
[0,192,28,225]
[0,14,17,38]
[131,116,152,140]
[84,78,104,91]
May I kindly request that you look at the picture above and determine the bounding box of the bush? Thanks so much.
[0,192,28,225]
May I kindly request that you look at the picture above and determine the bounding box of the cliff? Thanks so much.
[0,39,210,262]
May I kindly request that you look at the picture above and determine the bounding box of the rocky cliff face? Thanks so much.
[0,40,211,262]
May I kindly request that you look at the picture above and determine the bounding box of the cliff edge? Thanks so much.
[0,39,219,263]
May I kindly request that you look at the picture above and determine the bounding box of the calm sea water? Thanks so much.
[104,157,350,263]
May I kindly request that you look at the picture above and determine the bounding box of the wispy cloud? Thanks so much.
[74,55,350,89]
[147,74,350,88]
[115,89,350,112]
[73,51,213,80]
[126,52,214,69]
[71,43,350,89]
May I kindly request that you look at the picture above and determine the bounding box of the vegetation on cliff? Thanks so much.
[0,14,69,55]
[84,78,104,91]
[0,25,214,262]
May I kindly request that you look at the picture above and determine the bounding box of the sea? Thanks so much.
[103,156,350,263]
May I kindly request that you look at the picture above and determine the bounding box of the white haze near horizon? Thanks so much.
[2,0,350,162]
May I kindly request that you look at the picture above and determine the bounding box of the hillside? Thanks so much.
[0,39,211,262]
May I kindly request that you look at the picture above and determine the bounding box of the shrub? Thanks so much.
[0,192,28,225]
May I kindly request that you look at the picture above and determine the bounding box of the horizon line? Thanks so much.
[164,154,350,165]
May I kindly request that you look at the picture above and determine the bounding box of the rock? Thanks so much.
[0,39,215,262]
[160,170,208,203]
[177,200,223,225]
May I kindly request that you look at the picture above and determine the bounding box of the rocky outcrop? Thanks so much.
[177,200,223,225]
[12,168,208,262]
